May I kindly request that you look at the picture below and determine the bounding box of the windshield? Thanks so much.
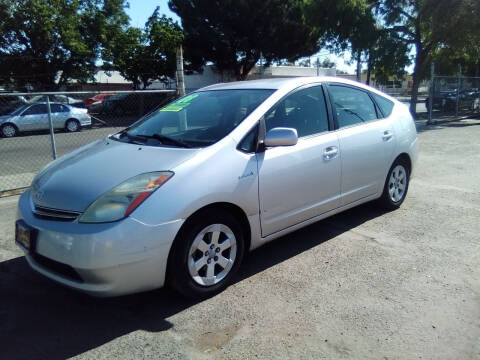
[115,89,274,148]
[9,105,28,115]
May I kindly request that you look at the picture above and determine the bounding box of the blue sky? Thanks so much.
[126,0,180,27]
[125,1,361,74]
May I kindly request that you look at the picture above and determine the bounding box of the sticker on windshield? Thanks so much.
[159,94,199,112]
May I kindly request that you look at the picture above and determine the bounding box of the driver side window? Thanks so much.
[24,104,47,115]
[264,85,329,137]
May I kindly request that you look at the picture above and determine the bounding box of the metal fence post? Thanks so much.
[455,65,461,120]
[176,45,186,97]
[46,95,57,159]
[427,62,435,125]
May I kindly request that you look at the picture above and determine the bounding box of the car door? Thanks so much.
[19,104,48,131]
[257,84,341,236]
[326,83,396,206]
[50,103,69,129]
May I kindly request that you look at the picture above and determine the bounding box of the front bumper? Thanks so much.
[16,191,184,297]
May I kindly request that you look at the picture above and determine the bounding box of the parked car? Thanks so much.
[426,88,480,112]
[88,92,175,117]
[0,94,28,115]
[15,77,418,298]
[26,95,85,108]
[84,93,115,108]
[0,102,91,137]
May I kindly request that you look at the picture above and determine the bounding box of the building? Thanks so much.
[149,65,337,93]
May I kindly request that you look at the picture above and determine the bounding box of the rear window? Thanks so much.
[371,93,394,118]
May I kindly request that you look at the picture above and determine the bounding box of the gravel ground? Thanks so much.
[0,119,479,360]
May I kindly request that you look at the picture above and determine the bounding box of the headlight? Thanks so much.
[79,171,173,223]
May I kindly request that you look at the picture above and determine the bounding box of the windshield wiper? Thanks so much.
[134,133,192,148]
[117,130,145,144]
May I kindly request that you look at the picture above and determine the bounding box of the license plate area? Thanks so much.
[15,220,38,252]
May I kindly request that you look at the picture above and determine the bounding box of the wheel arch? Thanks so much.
[65,117,80,124]
[394,152,412,174]
[177,202,252,253]
[165,201,252,292]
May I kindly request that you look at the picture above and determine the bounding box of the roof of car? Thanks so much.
[27,102,71,106]
[198,76,397,102]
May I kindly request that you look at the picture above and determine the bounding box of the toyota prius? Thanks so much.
[15,77,418,298]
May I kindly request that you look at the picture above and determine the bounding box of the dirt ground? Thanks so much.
[0,119,479,360]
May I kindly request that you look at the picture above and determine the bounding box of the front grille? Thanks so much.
[31,253,84,283]
[33,205,81,222]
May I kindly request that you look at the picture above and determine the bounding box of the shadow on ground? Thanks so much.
[416,117,480,133]
[0,202,387,360]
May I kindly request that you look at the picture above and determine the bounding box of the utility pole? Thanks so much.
[455,64,461,120]
[316,57,320,76]
[427,62,435,125]
[176,45,185,97]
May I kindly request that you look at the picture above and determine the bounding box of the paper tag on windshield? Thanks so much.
[159,94,199,112]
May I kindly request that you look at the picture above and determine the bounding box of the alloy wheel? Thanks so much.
[188,223,237,286]
[388,164,407,203]
[66,120,79,132]
[2,124,16,137]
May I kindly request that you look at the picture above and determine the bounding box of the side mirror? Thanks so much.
[264,127,298,147]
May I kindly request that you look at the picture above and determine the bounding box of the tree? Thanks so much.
[375,0,478,115]
[304,0,377,80]
[320,58,336,69]
[363,28,410,85]
[0,0,129,89]
[168,0,320,80]
[108,7,183,89]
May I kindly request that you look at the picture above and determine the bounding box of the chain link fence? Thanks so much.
[0,90,176,194]
[427,76,480,123]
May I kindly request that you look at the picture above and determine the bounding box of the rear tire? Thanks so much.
[1,123,17,137]
[379,158,410,210]
[167,209,245,299]
[65,119,80,132]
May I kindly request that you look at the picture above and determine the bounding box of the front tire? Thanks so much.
[167,210,245,299]
[1,123,17,137]
[379,159,410,210]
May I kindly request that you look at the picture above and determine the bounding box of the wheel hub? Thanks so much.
[188,223,237,286]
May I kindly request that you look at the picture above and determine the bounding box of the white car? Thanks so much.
[15,77,418,298]
[0,102,91,137]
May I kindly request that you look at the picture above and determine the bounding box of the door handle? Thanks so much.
[323,146,338,160]
[382,130,393,141]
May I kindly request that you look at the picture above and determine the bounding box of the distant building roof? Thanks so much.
[92,70,132,84]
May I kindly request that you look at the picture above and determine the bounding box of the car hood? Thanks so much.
[31,138,201,212]
[0,115,11,123]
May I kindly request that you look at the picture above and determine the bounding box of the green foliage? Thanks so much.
[320,58,336,69]
[0,0,129,89]
[375,0,478,113]
[107,7,183,89]
[168,0,320,80]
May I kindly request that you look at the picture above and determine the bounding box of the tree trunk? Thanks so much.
[356,51,362,82]
[366,52,372,85]
[410,44,425,117]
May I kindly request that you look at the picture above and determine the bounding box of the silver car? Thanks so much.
[0,102,91,137]
[15,77,418,298]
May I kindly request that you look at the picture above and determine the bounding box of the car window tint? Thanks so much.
[371,92,394,117]
[264,85,329,137]
[24,104,47,115]
[329,85,378,128]
[50,104,68,113]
